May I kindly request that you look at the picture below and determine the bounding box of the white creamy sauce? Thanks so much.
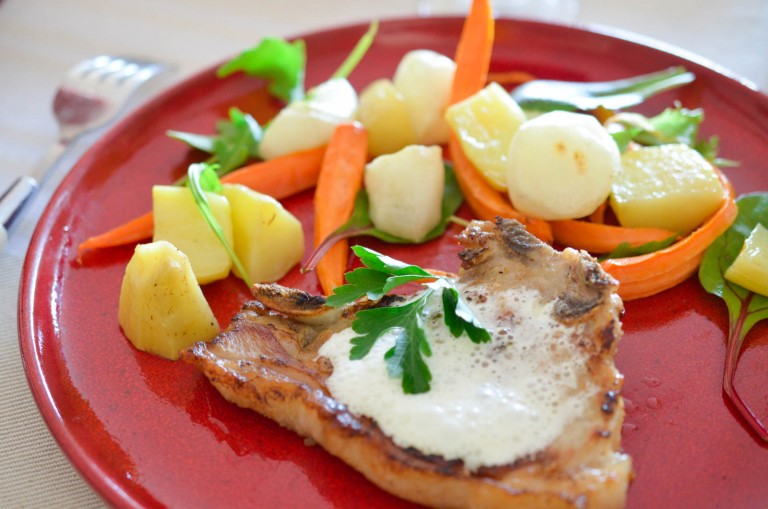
[317,284,597,471]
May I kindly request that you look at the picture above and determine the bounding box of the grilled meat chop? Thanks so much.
[182,218,632,508]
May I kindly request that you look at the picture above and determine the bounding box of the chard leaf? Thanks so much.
[699,192,768,441]
[217,37,306,103]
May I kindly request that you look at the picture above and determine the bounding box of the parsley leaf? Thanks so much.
[326,246,490,394]
[217,37,306,103]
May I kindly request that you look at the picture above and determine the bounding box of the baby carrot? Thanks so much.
[313,123,369,295]
[77,145,326,260]
[450,0,494,104]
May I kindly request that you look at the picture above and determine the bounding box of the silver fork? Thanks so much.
[0,55,170,247]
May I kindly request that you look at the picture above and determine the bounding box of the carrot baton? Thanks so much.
[313,123,369,295]
[450,0,494,104]
[550,220,677,253]
[601,168,737,300]
[77,145,326,259]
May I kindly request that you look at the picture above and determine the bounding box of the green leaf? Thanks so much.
[600,234,679,261]
[168,108,263,180]
[187,163,252,288]
[217,37,306,103]
[326,246,491,394]
[699,192,768,440]
[324,268,391,307]
[440,285,492,344]
[350,293,433,393]
[606,105,729,163]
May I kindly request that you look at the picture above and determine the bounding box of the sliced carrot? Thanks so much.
[601,168,737,300]
[588,200,607,224]
[448,135,553,242]
[550,220,677,253]
[313,123,368,295]
[450,0,495,104]
[76,145,327,260]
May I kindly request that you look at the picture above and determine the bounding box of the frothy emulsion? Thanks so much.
[318,284,598,471]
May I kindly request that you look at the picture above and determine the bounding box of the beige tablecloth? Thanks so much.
[1,0,765,506]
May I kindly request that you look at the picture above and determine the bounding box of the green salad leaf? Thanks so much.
[326,246,491,394]
[607,105,735,166]
[699,192,768,441]
[168,107,262,180]
[600,234,679,261]
[187,162,252,288]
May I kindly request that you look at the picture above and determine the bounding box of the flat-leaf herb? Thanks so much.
[326,246,490,394]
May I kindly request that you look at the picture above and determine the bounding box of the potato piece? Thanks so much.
[153,186,233,284]
[610,144,724,233]
[506,110,620,220]
[260,78,357,159]
[393,50,456,146]
[724,223,768,296]
[222,184,304,283]
[118,241,220,360]
[364,145,444,242]
[356,79,416,157]
[445,82,527,190]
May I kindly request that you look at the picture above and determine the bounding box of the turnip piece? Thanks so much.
[506,111,620,220]
[364,145,445,242]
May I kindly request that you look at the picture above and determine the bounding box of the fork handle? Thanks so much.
[0,176,38,249]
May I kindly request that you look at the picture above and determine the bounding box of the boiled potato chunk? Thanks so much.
[724,223,768,296]
[445,82,527,190]
[364,145,444,242]
[356,79,416,157]
[153,186,233,284]
[610,144,724,233]
[393,50,456,146]
[260,78,358,159]
[506,110,620,220]
[221,184,304,283]
[118,241,220,360]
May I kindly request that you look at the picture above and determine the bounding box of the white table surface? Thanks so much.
[1,0,766,507]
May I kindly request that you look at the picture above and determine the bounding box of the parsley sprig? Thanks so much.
[326,246,491,394]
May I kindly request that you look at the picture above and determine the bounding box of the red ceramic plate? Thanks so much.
[19,17,768,508]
